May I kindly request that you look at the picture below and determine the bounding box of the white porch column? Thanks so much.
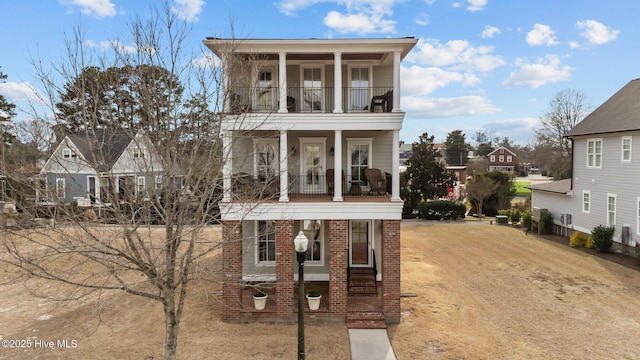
[279,130,289,201]
[222,131,232,202]
[391,130,401,201]
[278,52,288,113]
[333,130,343,201]
[392,51,401,112]
[333,52,343,113]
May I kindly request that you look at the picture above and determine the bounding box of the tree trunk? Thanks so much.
[164,299,180,360]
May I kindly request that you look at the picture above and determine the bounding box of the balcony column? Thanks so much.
[391,130,401,201]
[392,51,401,112]
[333,130,343,201]
[279,130,289,202]
[278,51,288,113]
[333,52,343,113]
[222,131,232,202]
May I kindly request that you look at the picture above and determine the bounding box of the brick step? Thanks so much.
[348,287,378,296]
[347,312,386,329]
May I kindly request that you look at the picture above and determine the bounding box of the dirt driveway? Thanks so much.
[391,222,640,360]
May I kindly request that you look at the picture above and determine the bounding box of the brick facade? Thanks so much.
[275,220,295,321]
[329,220,348,316]
[382,219,401,323]
[221,220,243,322]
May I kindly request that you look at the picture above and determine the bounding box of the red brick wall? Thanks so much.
[221,220,243,322]
[329,220,348,316]
[275,220,295,320]
[382,219,401,323]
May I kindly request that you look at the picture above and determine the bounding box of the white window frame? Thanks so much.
[300,220,324,265]
[587,138,602,168]
[133,147,144,159]
[55,178,65,199]
[255,220,276,266]
[507,155,512,162]
[137,176,146,192]
[607,193,616,227]
[348,65,373,112]
[253,139,280,182]
[499,155,504,162]
[349,220,373,267]
[347,138,373,189]
[490,155,495,162]
[300,64,325,111]
[582,190,590,213]
[622,136,632,163]
[62,148,71,158]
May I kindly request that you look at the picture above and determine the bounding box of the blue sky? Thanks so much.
[0,0,634,145]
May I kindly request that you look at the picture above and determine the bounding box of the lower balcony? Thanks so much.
[231,173,392,202]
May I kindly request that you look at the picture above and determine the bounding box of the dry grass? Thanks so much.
[2,222,640,359]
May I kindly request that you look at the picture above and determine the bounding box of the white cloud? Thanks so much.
[576,20,619,45]
[503,55,573,89]
[526,24,558,46]
[192,53,219,68]
[407,39,505,73]
[481,25,500,39]
[568,41,581,49]
[403,95,500,118]
[324,11,396,34]
[415,13,429,26]
[467,0,487,11]
[171,0,205,22]
[60,0,116,18]
[85,40,137,54]
[402,65,469,96]
[0,82,42,103]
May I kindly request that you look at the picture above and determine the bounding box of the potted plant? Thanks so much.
[306,289,322,311]
[252,290,267,310]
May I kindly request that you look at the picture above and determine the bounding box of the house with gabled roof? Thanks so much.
[204,37,417,326]
[39,128,172,207]
[530,78,640,249]
[487,146,517,174]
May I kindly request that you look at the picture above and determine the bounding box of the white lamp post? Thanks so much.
[294,231,308,360]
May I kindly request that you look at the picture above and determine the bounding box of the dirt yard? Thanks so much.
[1,222,640,359]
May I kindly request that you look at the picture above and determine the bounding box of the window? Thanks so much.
[55,178,65,199]
[302,66,323,111]
[347,138,372,185]
[257,220,276,264]
[490,155,495,162]
[582,190,590,213]
[622,136,632,162]
[62,148,76,158]
[607,194,616,226]
[350,67,370,111]
[587,138,602,168]
[301,220,323,263]
[507,155,513,162]
[137,176,146,192]
[155,175,163,190]
[133,147,144,159]
[254,139,279,182]
[499,155,504,162]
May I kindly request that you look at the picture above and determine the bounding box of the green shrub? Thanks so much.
[569,231,591,248]
[510,210,521,224]
[418,200,466,220]
[521,210,532,230]
[540,211,554,234]
[591,225,615,253]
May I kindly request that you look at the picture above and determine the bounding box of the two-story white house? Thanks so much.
[530,79,640,250]
[204,37,417,325]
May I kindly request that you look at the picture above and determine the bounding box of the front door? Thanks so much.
[300,138,326,193]
[349,220,371,267]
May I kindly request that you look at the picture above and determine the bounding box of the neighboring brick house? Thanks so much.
[530,78,640,251]
[204,37,417,325]
[487,146,517,174]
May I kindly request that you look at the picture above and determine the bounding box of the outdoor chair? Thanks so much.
[364,168,388,195]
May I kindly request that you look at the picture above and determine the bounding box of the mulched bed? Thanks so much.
[532,231,640,272]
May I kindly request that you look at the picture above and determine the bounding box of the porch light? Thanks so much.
[294,231,309,253]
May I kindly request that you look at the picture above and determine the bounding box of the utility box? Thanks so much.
[495,215,509,225]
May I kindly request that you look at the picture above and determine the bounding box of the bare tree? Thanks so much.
[535,89,589,179]
[466,173,500,218]
[0,7,268,360]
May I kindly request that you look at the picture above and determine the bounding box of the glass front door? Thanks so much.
[350,221,370,266]
[300,138,326,193]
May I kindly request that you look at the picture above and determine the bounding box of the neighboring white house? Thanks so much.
[204,37,417,325]
[530,78,640,248]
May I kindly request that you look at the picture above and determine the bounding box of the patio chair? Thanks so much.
[369,90,393,112]
[326,169,344,195]
[364,168,387,195]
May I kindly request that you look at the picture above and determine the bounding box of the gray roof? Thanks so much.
[68,128,135,172]
[566,78,640,137]
[527,179,571,195]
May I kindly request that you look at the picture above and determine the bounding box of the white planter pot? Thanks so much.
[253,295,267,310]
[306,294,322,310]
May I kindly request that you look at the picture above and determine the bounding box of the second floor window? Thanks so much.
[622,136,632,162]
[582,190,590,213]
[587,139,602,168]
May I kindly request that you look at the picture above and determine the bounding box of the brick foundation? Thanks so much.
[329,220,348,316]
[382,219,401,323]
[275,220,295,321]
[221,220,243,322]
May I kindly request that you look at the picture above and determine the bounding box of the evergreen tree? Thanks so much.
[405,132,455,201]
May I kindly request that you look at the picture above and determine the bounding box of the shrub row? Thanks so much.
[418,200,466,220]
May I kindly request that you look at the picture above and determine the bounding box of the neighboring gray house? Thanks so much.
[530,79,640,248]
[39,128,169,207]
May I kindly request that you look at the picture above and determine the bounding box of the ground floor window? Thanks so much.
[301,220,323,263]
[607,194,616,226]
[257,220,276,264]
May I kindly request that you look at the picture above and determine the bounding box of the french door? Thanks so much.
[300,138,326,193]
